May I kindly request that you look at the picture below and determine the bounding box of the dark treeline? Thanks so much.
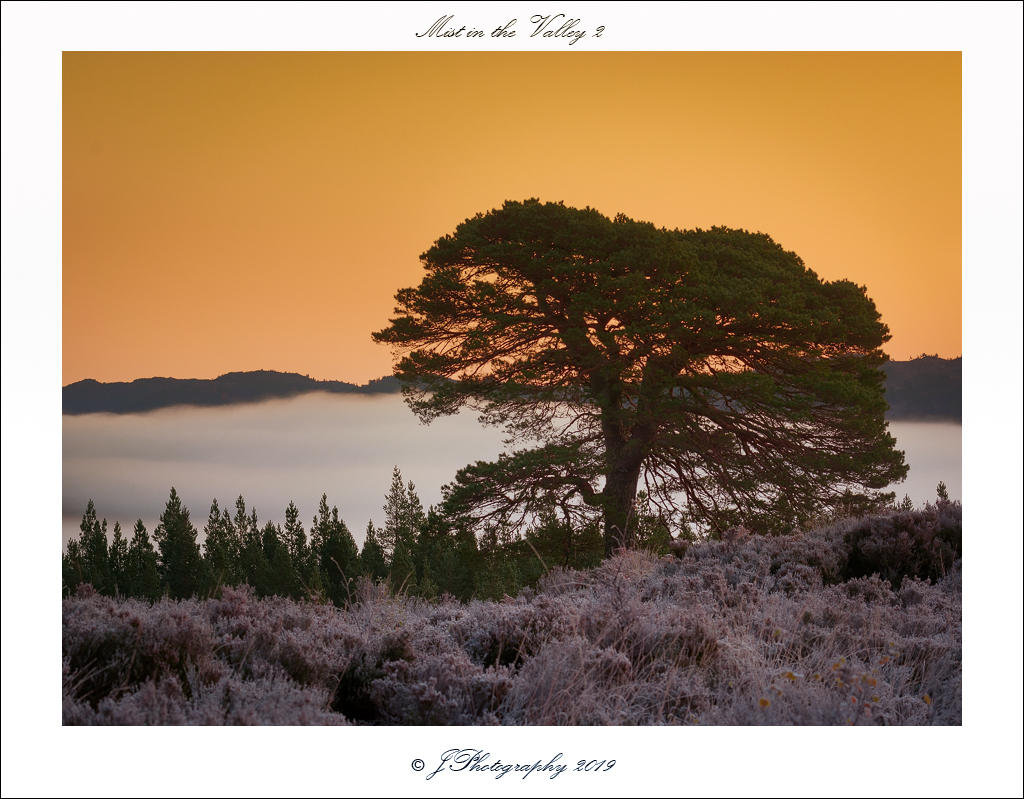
[61,467,676,605]
[62,371,402,415]
[882,355,961,421]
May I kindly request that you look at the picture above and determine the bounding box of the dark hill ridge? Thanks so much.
[62,371,401,415]
[881,355,961,421]
[62,358,961,420]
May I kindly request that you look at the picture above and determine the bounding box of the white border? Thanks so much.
[3,2,1021,797]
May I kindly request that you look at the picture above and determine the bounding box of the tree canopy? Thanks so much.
[374,199,908,554]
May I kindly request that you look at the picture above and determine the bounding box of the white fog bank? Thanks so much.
[886,420,961,507]
[63,395,961,548]
[63,393,506,548]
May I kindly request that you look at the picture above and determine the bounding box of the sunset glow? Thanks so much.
[63,52,961,385]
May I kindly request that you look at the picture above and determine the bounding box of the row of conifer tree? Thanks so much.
[62,467,674,605]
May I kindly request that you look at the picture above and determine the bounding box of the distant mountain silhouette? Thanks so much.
[62,358,962,420]
[881,355,961,422]
[62,371,402,415]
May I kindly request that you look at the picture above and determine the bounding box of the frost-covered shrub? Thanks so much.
[207,586,363,687]
[63,510,961,725]
[63,587,222,709]
[63,586,368,724]
[680,504,960,592]
[64,670,347,725]
[447,593,581,668]
[840,502,961,588]
[369,646,513,725]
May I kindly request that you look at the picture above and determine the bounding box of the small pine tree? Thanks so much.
[309,494,331,558]
[381,466,425,566]
[473,556,522,601]
[322,507,361,606]
[402,479,426,551]
[108,521,129,597]
[262,520,299,599]
[412,506,480,601]
[360,520,388,584]
[235,499,268,592]
[473,522,524,600]
[526,508,603,571]
[380,467,404,561]
[203,498,236,592]
[153,487,205,600]
[305,558,326,603]
[283,500,308,562]
[127,519,162,601]
[78,499,111,595]
[413,506,447,589]
[283,500,319,598]
[390,539,418,596]
[232,496,253,546]
[441,522,482,602]
[222,501,241,569]
[418,560,439,602]
[62,538,84,598]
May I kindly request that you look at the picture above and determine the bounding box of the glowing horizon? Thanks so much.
[63,52,961,386]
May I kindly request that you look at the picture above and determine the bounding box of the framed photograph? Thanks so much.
[4,3,1019,797]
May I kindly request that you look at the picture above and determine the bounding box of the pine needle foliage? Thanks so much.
[373,200,909,554]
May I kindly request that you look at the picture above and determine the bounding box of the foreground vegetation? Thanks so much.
[63,494,961,725]
[62,467,666,607]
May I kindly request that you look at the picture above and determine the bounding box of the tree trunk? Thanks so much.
[593,371,652,557]
[601,439,646,557]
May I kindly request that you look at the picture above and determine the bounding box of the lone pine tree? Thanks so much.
[373,199,908,555]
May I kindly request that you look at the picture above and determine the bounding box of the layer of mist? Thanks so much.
[885,420,962,506]
[62,394,961,548]
[62,393,506,548]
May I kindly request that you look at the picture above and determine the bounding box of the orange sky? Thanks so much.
[62,52,961,386]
